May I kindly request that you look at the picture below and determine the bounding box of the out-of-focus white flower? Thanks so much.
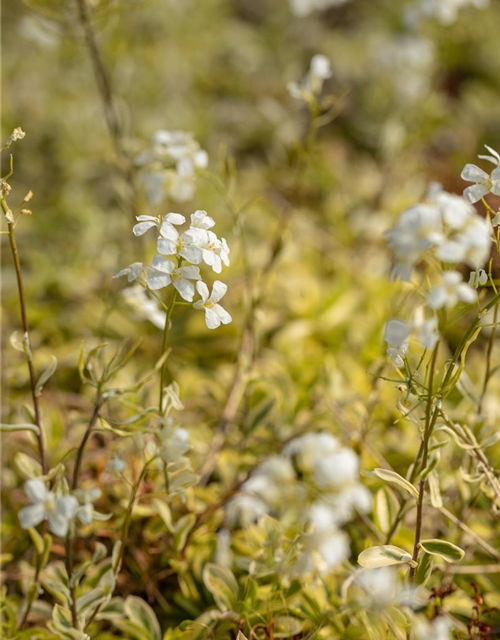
[385,204,443,281]
[158,421,190,464]
[113,262,149,283]
[193,281,232,329]
[461,146,500,204]
[121,285,166,328]
[225,494,269,528]
[136,131,208,205]
[4,127,26,148]
[412,307,439,349]
[244,457,296,509]
[214,528,233,568]
[107,454,126,474]
[357,567,401,606]
[133,213,185,237]
[427,271,477,309]
[468,268,488,288]
[492,209,500,227]
[18,479,78,537]
[384,319,411,367]
[74,488,101,525]
[414,616,453,640]
[288,54,332,103]
[313,448,359,490]
[18,16,60,49]
[374,35,435,101]
[289,0,350,18]
[147,256,201,301]
[284,432,339,474]
[407,0,489,25]
[157,226,206,264]
[386,186,492,280]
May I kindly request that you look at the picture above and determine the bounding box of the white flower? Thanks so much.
[74,488,101,525]
[313,448,360,490]
[427,271,477,309]
[157,226,206,264]
[461,146,500,204]
[284,432,339,473]
[18,479,78,537]
[384,319,411,367]
[468,268,488,288]
[147,256,201,301]
[133,213,185,237]
[225,494,269,528]
[190,210,215,230]
[436,215,491,269]
[121,285,166,328]
[113,262,150,283]
[107,454,125,474]
[289,0,350,18]
[158,422,190,464]
[197,231,230,273]
[492,210,500,227]
[288,54,332,102]
[193,281,232,329]
[357,568,400,606]
[412,307,439,349]
[414,616,452,640]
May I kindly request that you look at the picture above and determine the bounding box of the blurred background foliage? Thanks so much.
[2,0,500,637]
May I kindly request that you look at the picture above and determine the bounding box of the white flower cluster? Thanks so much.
[114,210,232,330]
[461,145,500,204]
[386,184,490,282]
[18,479,103,537]
[289,0,350,18]
[406,0,489,25]
[226,432,371,576]
[384,182,491,366]
[135,130,208,205]
[288,54,332,105]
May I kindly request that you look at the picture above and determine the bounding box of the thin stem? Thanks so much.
[65,390,103,627]
[84,458,154,632]
[409,343,439,578]
[4,211,47,474]
[159,292,177,414]
[478,302,498,414]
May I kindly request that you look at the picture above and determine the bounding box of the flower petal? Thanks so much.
[19,504,46,529]
[147,273,172,290]
[25,479,49,503]
[133,221,158,236]
[204,307,221,329]
[214,304,232,325]
[174,278,195,302]
[211,280,227,303]
[196,281,209,302]
[152,255,176,274]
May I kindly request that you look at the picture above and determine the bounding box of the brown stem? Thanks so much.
[5,216,47,474]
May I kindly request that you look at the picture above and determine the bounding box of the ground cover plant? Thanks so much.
[2,0,500,638]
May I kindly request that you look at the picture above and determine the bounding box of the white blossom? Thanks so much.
[288,54,332,103]
[289,0,350,18]
[157,225,206,264]
[468,268,488,288]
[225,494,269,528]
[190,210,215,230]
[147,255,201,301]
[158,421,190,464]
[427,271,476,309]
[461,145,500,204]
[406,0,489,25]
[18,479,78,537]
[357,568,401,606]
[74,488,101,525]
[107,454,126,474]
[113,262,150,284]
[414,616,452,640]
[193,281,232,329]
[133,213,185,237]
[412,306,439,349]
[121,285,166,328]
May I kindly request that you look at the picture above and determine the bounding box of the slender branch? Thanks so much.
[4,209,47,474]
[478,302,498,414]
[159,293,177,414]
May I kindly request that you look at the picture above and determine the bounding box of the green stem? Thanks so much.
[3,209,47,474]
[159,292,177,414]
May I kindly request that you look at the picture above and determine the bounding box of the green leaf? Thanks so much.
[415,551,433,587]
[35,356,57,397]
[358,545,415,568]
[202,563,239,612]
[374,486,399,535]
[124,596,161,640]
[15,452,42,479]
[273,615,304,638]
[0,423,40,434]
[419,539,465,563]
[28,528,44,555]
[152,498,173,533]
[373,468,419,499]
[174,513,196,551]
